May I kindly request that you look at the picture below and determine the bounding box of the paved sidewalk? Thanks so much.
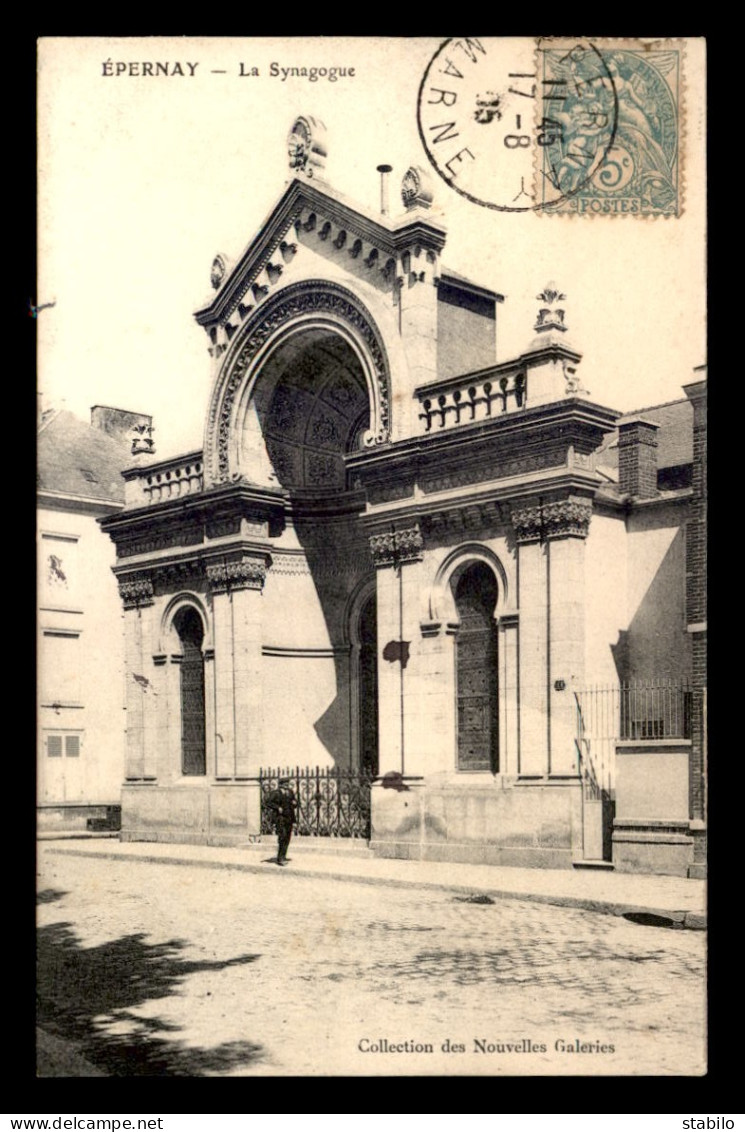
[41,837,706,929]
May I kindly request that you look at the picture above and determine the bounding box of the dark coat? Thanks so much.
[267,786,298,827]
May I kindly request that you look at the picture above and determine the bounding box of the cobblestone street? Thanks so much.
[37,847,706,1077]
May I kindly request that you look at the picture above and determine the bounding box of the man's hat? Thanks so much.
[279,776,291,785]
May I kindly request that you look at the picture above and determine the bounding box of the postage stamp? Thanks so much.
[417,37,618,213]
[537,38,684,217]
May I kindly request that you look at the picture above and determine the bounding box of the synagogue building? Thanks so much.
[100,117,706,877]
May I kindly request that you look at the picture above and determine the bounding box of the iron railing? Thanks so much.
[574,680,694,798]
[259,766,374,839]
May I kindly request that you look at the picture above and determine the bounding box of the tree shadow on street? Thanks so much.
[37,889,68,904]
[37,921,265,1076]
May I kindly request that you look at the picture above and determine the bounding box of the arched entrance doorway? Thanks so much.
[237,326,371,490]
[454,562,499,773]
[358,593,379,776]
[174,606,206,776]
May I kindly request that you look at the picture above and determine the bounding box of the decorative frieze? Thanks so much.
[118,573,155,609]
[119,525,203,558]
[420,446,563,495]
[206,556,268,593]
[510,498,592,543]
[369,525,424,568]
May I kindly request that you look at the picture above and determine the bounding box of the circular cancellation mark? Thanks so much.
[417,37,619,213]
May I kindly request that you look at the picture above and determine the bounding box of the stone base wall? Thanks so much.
[37,803,121,834]
[370,777,583,869]
[612,819,695,877]
[120,782,261,846]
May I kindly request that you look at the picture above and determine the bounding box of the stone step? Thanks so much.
[572,859,615,870]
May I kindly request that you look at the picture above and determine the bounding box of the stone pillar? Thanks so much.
[206,555,269,778]
[511,504,548,775]
[399,244,440,435]
[203,648,216,778]
[498,613,519,775]
[162,655,183,782]
[544,497,592,776]
[417,622,457,777]
[118,574,155,780]
[369,526,424,777]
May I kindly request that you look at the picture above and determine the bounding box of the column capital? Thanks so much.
[511,496,592,543]
[369,524,424,568]
[118,572,154,609]
[206,554,269,593]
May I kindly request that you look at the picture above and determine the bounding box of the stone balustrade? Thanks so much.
[416,367,526,433]
[123,451,204,508]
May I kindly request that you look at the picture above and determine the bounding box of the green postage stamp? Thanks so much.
[538,39,683,216]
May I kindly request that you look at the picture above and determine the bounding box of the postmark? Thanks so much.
[416,37,618,213]
[538,39,683,216]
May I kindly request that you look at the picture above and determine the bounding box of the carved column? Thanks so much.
[118,573,155,781]
[544,497,592,775]
[206,555,269,778]
[369,526,424,777]
[511,503,549,775]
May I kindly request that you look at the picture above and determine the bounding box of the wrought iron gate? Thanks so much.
[259,766,373,839]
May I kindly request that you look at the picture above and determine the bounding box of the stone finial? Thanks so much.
[534,282,568,334]
[130,423,155,457]
[401,165,434,211]
[287,115,328,179]
[210,254,227,291]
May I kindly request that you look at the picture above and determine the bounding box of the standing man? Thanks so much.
[267,776,298,866]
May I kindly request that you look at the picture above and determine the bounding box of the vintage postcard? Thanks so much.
[37,37,707,1077]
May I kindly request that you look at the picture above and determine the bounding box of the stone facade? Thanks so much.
[101,120,706,873]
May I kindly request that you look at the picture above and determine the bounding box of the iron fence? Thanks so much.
[259,766,373,839]
[574,680,695,798]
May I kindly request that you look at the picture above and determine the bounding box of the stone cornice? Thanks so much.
[347,398,619,480]
[194,177,447,328]
[100,482,287,538]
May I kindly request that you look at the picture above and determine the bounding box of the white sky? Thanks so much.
[37,37,706,461]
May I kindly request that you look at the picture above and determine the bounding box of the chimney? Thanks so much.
[617,416,659,498]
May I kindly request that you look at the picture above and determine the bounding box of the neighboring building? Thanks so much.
[37,405,153,832]
[100,117,706,876]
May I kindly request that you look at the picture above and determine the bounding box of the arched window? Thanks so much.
[174,607,206,776]
[454,562,499,773]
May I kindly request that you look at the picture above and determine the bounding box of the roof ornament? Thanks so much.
[131,423,155,457]
[210,254,227,291]
[287,115,328,179]
[401,165,434,211]
[534,282,568,334]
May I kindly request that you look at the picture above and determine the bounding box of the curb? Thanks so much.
[43,845,706,930]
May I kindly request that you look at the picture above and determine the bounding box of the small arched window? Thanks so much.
[174,607,206,776]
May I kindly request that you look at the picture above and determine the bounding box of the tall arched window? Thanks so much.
[174,607,206,776]
[454,562,499,773]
